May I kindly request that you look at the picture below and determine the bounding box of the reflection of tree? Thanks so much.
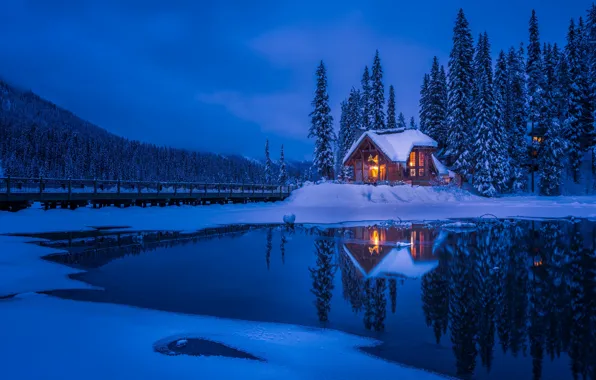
[338,245,366,313]
[309,239,336,323]
[280,232,287,265]
[449,236,478,378]
[389,278,397,314]
[567,221,596,380]
[265,229,272,270]
[422,261,449,344]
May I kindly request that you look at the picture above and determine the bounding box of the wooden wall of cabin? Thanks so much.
[405,147,436,185]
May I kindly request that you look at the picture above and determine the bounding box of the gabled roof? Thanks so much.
[343,129,438,164]
[343,244,438,279]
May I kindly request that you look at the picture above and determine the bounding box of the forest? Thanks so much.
[309,5,596,196]
[0,81,312,184]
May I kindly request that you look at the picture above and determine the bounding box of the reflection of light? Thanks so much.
[369,229,380,255]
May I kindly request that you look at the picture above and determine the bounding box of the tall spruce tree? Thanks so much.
[447,9,475,177]
[587,4,596,174]
[419,73,430,134]
[387,85,397,129]
[397,112,407,129]
[361,66,372,130]
[507,45,529,191]
[337,100,354,171]
[347,87,362,132]
[278,144,288,185]
[494,49,511,190]
[371,50,386,130]
[472,33,507,196]
[539,44,567,195]
[565,19,586,183]
[264,139,272,184]
[577,18,595,159]
[409,116,418,130]
[427,57,448,146]
[439,64,449,144]
[308,61,336,179]
[527,10,546,143]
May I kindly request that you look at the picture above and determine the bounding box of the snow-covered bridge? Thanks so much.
[0,177,295,211]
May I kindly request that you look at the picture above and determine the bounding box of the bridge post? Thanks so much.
[93,179,97,195]
[6,176,10,201]
[39,177,43,196]
[68,178,72,201]
[117,179,121,194]
[217,184,220,195]
[174,182,177,195]
[138,182,141,196]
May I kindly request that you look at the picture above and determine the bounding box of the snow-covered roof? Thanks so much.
[343,244,438,280]
[343,129,438,164]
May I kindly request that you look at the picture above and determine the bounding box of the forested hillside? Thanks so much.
[0,81,311,183]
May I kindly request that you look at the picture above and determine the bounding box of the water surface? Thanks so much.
[46,219,596,380]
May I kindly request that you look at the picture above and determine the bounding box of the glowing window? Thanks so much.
[419,169,425,177]
[418,151,425,166]
[410,169,416,177]
[409,151,416,167]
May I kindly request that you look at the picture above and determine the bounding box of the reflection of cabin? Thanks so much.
[342,225,439,279]
[342,129,451,185]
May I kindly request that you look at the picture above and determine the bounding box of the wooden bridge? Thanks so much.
[0,177,297,211]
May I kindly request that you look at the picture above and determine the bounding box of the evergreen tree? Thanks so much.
[278,144,288,185]
[308,61,336,179]
[447,9,475,177]
[337,100,350,171]
[538,117,566,196]
[419,73,430,133]
[409,116,417,130]
[371,50,386,130]
[473,33,507,196]
[361,66,372,131]
[347,88,362,133]
[527,10,546,140]
[577,18,596,164]
[427,57,448,146]
[386,85,397,129]
[264,139,272,184]
[508,45,529,192]
[565,19,586,183]
[494,50,512,190]
[397,112,407,129]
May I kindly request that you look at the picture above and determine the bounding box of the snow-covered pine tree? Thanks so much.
[439,64,448,136]
[507,45,529,192]
[409,116,418,130]
[264,139,272,184]
[472,32,507,196]
[387,85,397,130]
[419,73,430,134]
[527,10,547,152]
[337,99,354,175]
[576,18,596,156]
[371,50,386,130]
[427,56,448,147]
[539,43,567,196]
[308,61,336,179]
[564,19,586,183]
[447,9,475,177]
[397,112,407,129]
[278,144,288,185]
[361,66,372,131]
[347,87,362,132]
[494,49,512,191]
[587,4,596,175]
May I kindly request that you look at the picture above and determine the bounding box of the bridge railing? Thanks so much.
[0,177,296,197]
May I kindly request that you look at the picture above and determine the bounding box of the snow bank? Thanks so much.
[0,293,449,380]
[285,183,478,207]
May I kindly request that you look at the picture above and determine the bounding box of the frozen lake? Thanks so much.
[44,218,596,380]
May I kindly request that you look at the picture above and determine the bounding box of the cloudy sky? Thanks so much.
[0,0,589,160]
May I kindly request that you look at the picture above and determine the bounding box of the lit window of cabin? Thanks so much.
[532,136,543,144]
[410,169,416,177]
[418,151,425,166]
[409,151,416,167]
[418,169,425,177]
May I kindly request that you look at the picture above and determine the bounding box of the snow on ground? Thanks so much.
[2,182,595,379]
[0,293,448,380]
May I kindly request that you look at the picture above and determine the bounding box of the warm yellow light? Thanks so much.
[533,259,542,267]
[368,245,379,255]
[370,166,379,170]
[371,230,380,245]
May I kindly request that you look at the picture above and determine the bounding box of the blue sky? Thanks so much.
[0,0,590,160]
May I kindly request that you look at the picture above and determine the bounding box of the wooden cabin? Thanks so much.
[342,129,451,186]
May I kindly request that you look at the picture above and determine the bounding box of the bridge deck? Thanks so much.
[0,177,295,211]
